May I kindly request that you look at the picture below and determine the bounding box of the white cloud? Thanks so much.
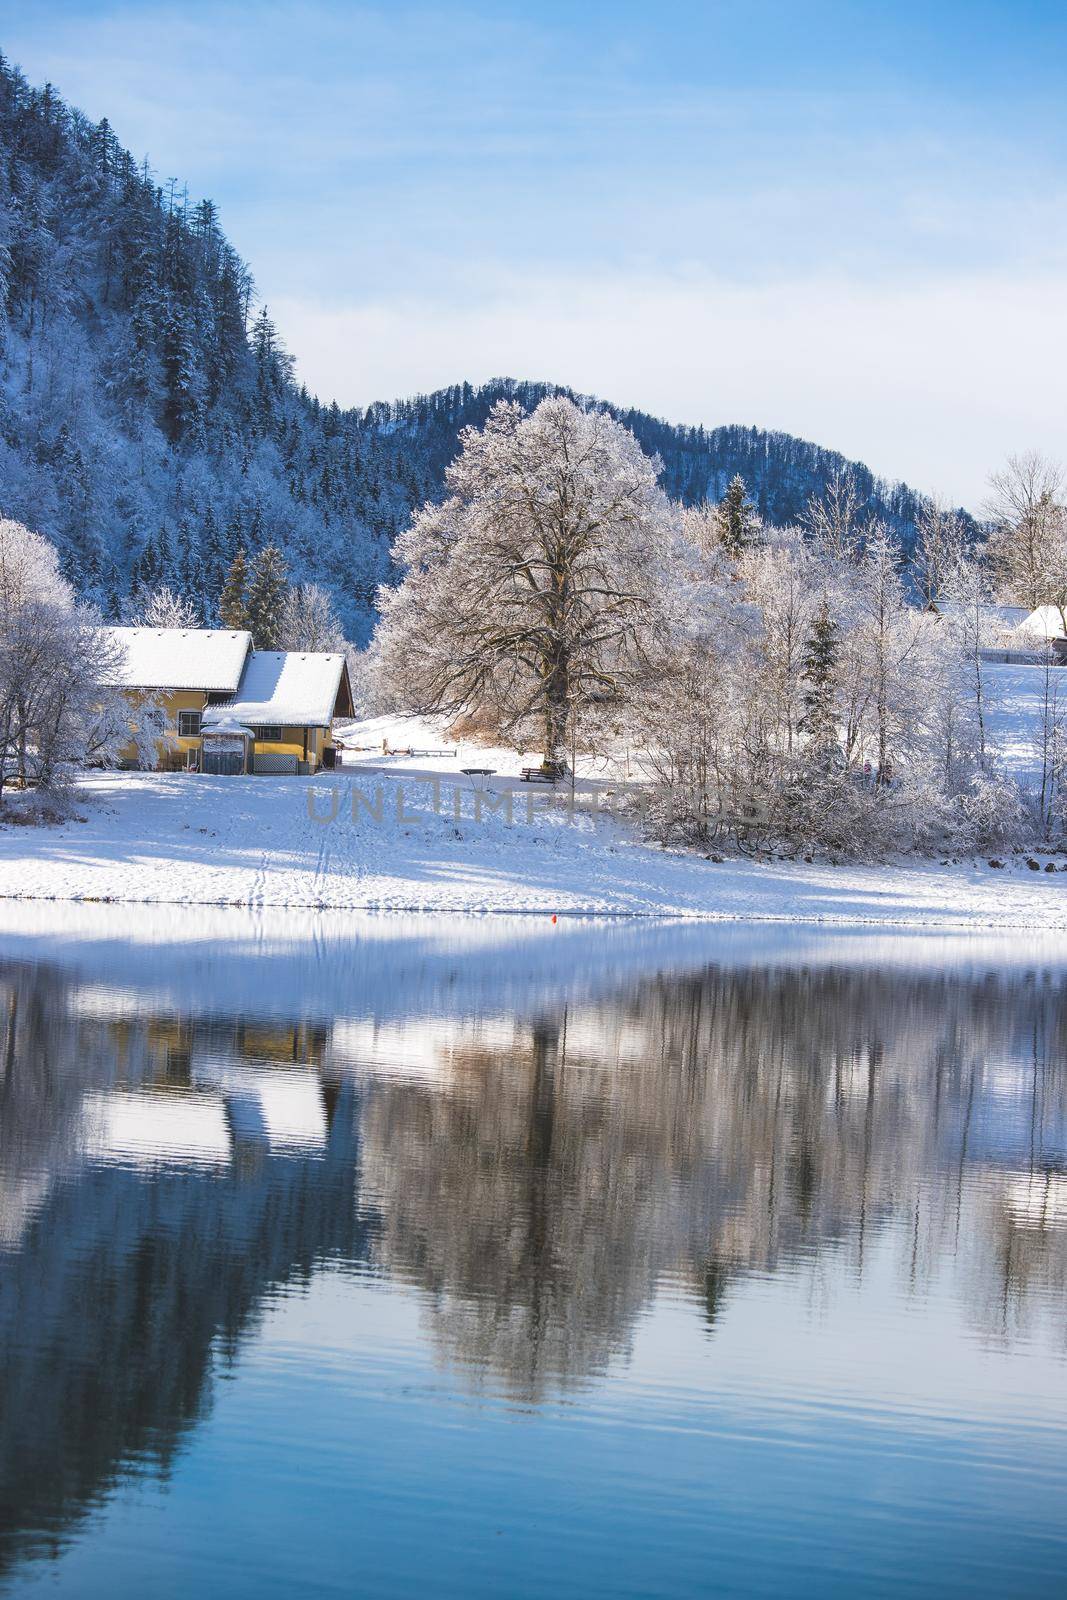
[274,270,1067,509]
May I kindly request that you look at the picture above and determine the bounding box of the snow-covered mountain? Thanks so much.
[0,55,953,639]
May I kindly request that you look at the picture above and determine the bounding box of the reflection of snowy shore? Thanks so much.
[2,899,1067,1029]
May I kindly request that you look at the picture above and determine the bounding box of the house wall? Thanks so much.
[118,697,333,773]
[118,689,206,769]
[250,726,328,770]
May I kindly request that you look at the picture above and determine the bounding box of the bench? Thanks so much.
[461,766,496,776]
[521,764,566,783]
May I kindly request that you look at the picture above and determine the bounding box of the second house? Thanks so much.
[101,627,354,774]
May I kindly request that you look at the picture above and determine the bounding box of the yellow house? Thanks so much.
[101,627,353,774]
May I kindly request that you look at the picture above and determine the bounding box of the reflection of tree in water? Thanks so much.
[361,1017,673,1401]
[360,966,1067,1398]
[0,961,372,1581]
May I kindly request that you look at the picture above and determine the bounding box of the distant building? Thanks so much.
[99,627,354,773]
[927,600,1067,663]
[1015,605,1067,651]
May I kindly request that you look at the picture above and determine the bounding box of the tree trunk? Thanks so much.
[543,648,570,764]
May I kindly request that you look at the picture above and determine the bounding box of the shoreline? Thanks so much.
[0,891,1064,934]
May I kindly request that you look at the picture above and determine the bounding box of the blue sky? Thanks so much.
[3,0,1066,504]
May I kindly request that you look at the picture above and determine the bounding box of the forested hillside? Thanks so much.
[0,55,948,639]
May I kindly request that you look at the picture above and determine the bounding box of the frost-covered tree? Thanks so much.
[739,527,824,758]
[1033,644,1065,836]
[280,582,346,652]
[985,453,1067,616]
[245,545,289,649]
[941,552,996,767]
[912,499,971,608]
[376,398,669,761]
[802,468,867,563]
[133,584,200,629]
[0,518,139,796]
[629,499,1028,859]
[629,522,753,843]
[851,524,911,785]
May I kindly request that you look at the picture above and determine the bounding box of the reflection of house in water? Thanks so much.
[0,966,373,1582]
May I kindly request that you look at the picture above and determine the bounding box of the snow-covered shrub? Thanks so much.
[950,769,1026,852]
[281,583,346,653]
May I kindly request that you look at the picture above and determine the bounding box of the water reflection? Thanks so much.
[359,968,1067,1394]
[1,941,1066,1585]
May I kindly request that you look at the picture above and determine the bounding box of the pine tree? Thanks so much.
[152,524,172,584]
[160,297,205,443]
[800,601,840,763]
[219,548,249,630]
[715,474,760,557]
[245,544,289,648]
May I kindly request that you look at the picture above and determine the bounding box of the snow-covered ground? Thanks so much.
[334,713,633,784]
[1,750,1065,926]
[1,673,1064,928]
[983,660,1065,790]
[341,667,1064,793]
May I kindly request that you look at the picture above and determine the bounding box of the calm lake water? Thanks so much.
[1,908,1066,1598]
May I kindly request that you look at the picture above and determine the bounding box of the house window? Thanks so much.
[256,725,284,743]
[178,710,202,739]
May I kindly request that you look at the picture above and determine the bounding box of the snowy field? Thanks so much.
[340,664,1065,791]
[0,753,1064,927]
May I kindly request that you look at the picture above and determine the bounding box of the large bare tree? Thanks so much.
[375,397,668,761]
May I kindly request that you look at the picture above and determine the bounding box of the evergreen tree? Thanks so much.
[201,504,224,596]
[799,601,840,763]
[152,523,172,583]
[715,475,760,557]
[219,548,249,630]
[245,544,289,648]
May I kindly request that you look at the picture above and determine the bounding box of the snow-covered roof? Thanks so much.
[1015,606,1067,641]
[203,650,348,728]
[99,627,252,691]
[201,718,254,739]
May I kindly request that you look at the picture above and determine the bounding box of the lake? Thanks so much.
[1,906,1065,1597]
